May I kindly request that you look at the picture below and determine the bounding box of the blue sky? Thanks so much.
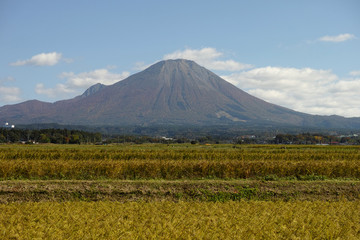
[1,0,359,117]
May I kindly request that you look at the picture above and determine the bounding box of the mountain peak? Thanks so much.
[159,59,196,65]
[136,58,217,89]
[141,59,199,75]
[81,83,106,98]
[1,59,360,129]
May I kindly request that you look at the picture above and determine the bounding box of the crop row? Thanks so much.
[1,159,360,180]
[1,144,360,180]
[1,201,360,239]
[0,144,360,161]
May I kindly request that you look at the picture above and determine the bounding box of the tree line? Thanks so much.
[1,127,359,145]
[0,128,102,144]
[273,133,360,145]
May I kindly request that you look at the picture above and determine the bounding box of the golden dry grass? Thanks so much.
[1,144,360,180]
[1,200,360,239]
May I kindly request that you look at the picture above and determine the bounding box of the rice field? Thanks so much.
[1,143,360,239]
[0,144,360,180]
[1,201,360,239]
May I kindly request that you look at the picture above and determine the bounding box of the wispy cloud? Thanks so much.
[318,33,355,43]
[163,47,253,71]
[222,67,360,117]
[35,83,75,98]
[36,68,130,98]
[0,76,16,83]
[349,70,360,76]
[0,86,21,103]
[59,69,130,88]
[133,61,152,71]
[10,52,65,66]
[0,77,21,104]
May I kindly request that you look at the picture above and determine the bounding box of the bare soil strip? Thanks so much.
[1,179,359,203]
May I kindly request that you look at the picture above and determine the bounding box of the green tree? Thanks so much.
[39,134,50,143]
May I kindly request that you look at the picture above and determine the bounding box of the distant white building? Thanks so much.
[2,122,15,129]
[161,136,173,141]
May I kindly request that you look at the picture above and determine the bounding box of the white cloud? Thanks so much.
[133,61,152,71]
[0,76,16,83]
[35,83,76,98]
[318,33,355,43]
[163,47,253,71]
[222,67,360,117]
[106,65,117,70]
[0,77,22,105]
[0,86,21,103]
[36,68,130,99]
[60,69,130,88]
[10,52,63,66]
[349,70,360,76]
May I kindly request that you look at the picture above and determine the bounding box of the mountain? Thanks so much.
[79,83,106,98]
[1,59,360,129]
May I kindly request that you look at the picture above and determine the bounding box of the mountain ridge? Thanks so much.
[1,59,360,129]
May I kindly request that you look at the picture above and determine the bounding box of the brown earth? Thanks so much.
[0,179,359,203]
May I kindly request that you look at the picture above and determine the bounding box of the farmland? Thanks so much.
[1,144,360,180]
[2,201,360,239]
[1,144,360,239]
